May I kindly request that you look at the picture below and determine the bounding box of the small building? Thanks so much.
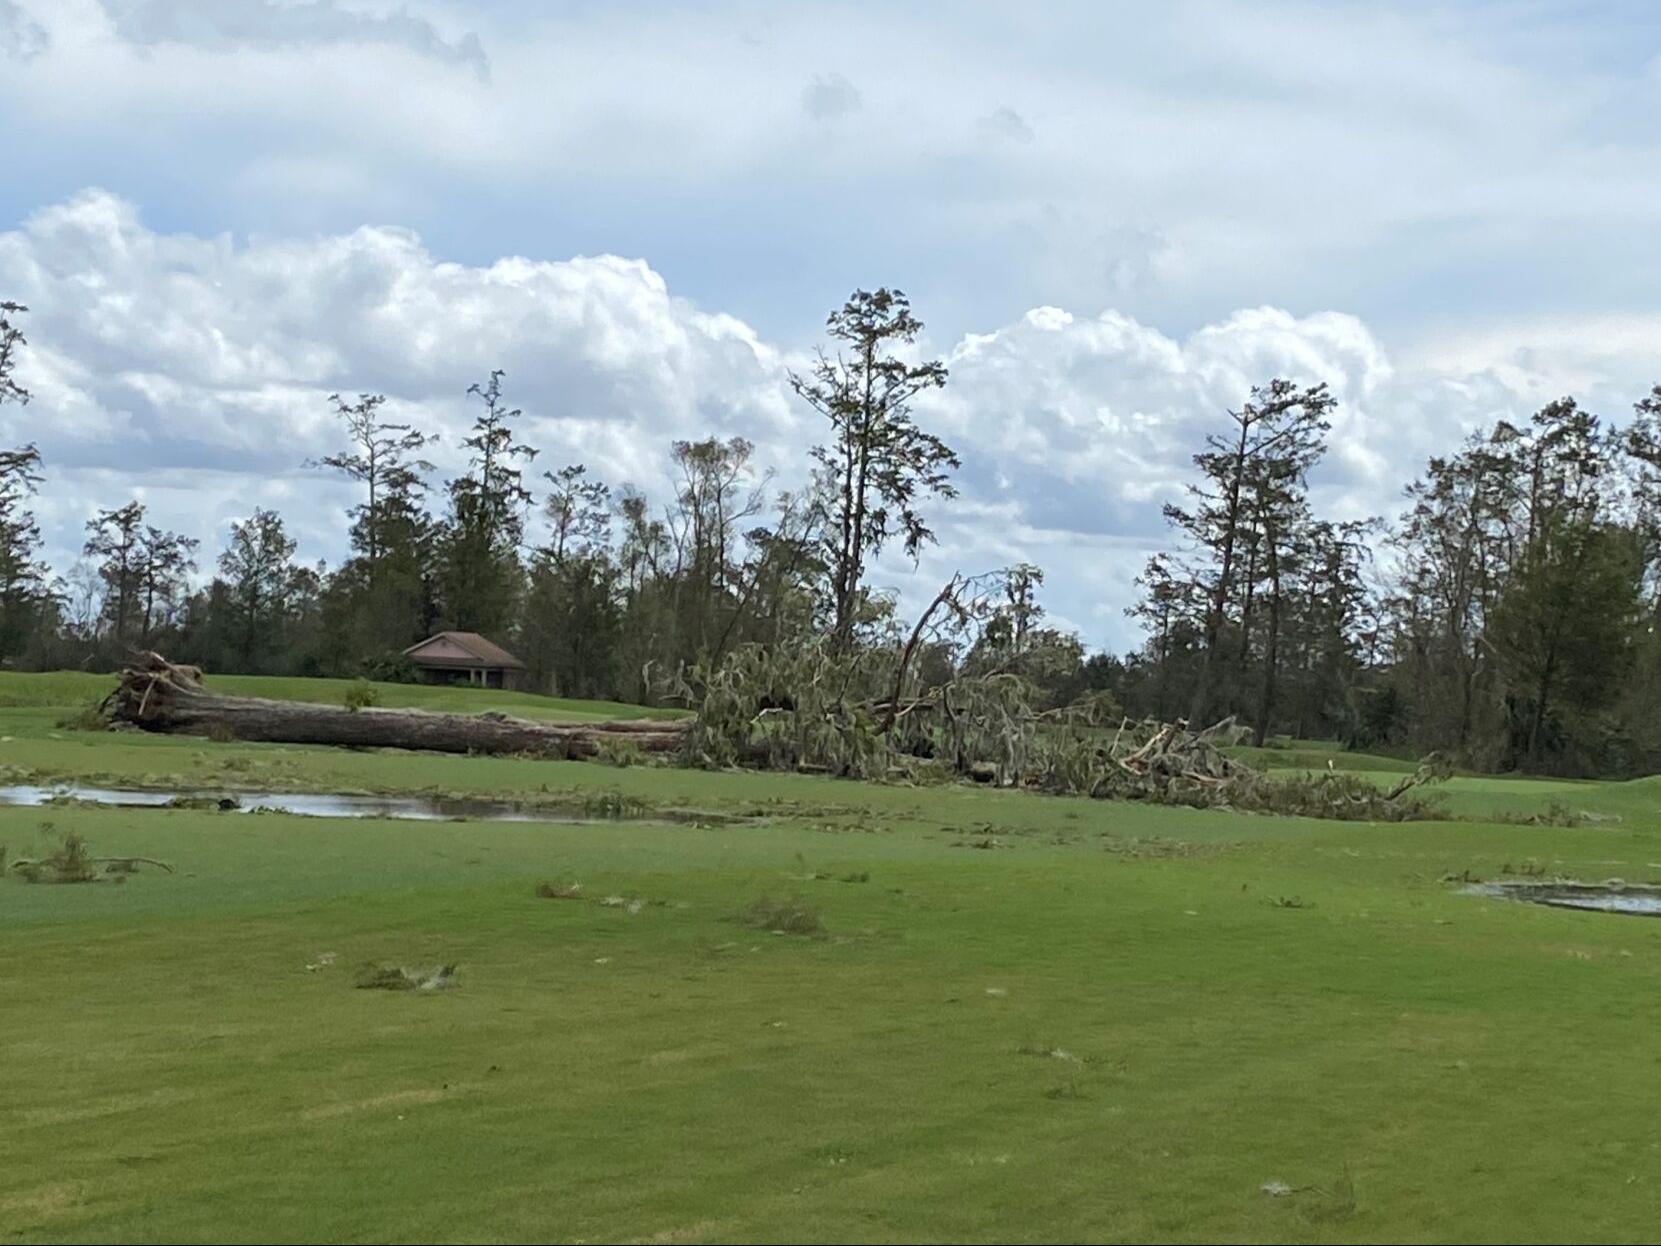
[403,631,527,691]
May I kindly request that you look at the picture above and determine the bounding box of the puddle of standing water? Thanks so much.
[0,784,738,826]
[1463,880,1661,916]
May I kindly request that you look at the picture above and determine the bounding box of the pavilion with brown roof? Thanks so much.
[403,631,528,691]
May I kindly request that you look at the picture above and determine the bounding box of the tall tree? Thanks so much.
[1277,518,1375,744]
[1168,378,1336,726]
[542,463,612,570]
[1129,552,1204,719]
[710,490,826,662]
[1622,383,1661,612]
[1488,399,1637,768]
[315,392,436,566]
[84,501,148,645]
[0,302,49,659]
[1246,473,1310,745]
[520,463,619,697]
[315,392,439,662]
[791,289,958,649]
[0,444,47,659]
[1388,426,1521,754]
[137,523,199,638]
[440,370,537,635]
[217,507,302,670]
[0,300,51,657]
[667,436,765,657]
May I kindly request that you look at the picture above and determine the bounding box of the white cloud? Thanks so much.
[922,304,1397,533]
[2,190,1658,649]
[0,191,800,584]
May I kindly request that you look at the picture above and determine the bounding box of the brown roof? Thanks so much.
[403,631,526,670]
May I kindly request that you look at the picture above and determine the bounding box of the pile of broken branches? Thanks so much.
[97,651,1446,823]
[1083,718,1448,821]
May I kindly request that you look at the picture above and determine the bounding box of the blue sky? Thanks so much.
[3,1,1661,646]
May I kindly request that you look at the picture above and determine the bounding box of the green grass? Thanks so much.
[1233,741,1419,774]
[4,672,1661,1243]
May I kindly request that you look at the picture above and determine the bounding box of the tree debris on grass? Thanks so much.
[5,825,174,883]
[102,646,1449,823]
[535,880,584,900]
[736,895,825,938]
[682,633,1451,820]
[354,963,458,991]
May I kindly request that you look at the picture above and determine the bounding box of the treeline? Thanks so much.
[1121,382,1661,778]
[4,292,1661,776]
[0,291,1031,706]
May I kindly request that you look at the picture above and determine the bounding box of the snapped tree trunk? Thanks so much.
[105,653,690,759]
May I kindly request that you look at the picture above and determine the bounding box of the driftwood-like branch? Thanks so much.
[105,653,690,759]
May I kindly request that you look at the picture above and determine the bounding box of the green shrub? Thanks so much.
[344,678,380,713]
[359,653,421,684]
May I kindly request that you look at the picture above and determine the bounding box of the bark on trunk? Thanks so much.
[105,653,689,759]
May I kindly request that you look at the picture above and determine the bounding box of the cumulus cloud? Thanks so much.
[0,190,798,584]
[99,0,489,79]
[921,305,1396,535]
[2,191,1658,649]
[801,72,861,120]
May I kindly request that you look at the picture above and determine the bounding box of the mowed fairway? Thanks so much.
[4,676,1661,1243]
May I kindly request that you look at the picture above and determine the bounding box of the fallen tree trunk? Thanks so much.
[105,654,691,759]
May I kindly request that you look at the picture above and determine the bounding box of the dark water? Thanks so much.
[1464,880,1661,916]
[0,784,725,825]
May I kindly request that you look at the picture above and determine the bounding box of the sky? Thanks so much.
[2,0,1660,649]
